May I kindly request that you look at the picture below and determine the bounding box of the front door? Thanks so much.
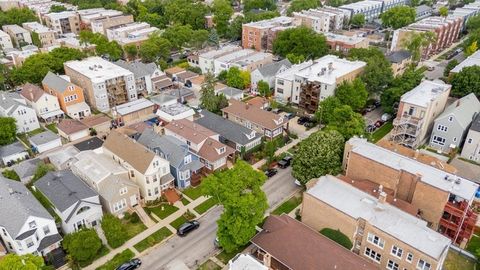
[130,195,138,206]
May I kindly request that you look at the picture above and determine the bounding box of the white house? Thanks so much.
[0,29,13,50]
[34,170,103,234]
[250,59,291,92]
[20,83,63,123]
[0,141,28,166]
[0,92,40,133]
[156,102,195,122]
[0,176,62,257]
[114,60,164,95]
[28,130,62,154]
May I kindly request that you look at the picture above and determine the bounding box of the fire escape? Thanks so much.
[390,113,424,149]
[352,218,366,255]
[299,83,320,114]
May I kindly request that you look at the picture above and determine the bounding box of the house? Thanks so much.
[195,110,263,152]
[217,87,244,101]
[137,128,204,188]
[250,59,292,92]
[57,119,90,142]
[390,80,451,149]
[20,83,63,122]
[114,60,163,96]
[251,214,378,270]
[29,130,62,154]
[42,71,91,119]
[151,74,173,92]
[450,50,480,74]
[416,5,433,20]
[34,170,103,234]
[386,50,412,77]
[0,141,28,166]
[0,92,40,133]
[22,22,56,48]
[222,99,286,139]
[293,7,349,33]
[0,29,13,50]
[12,158,41,183]
[103,131,174,201]
[113,98,156,126]
[339,0,384,22]
[302,175,451,270]
[80,115,111,136]
[228,254,267,270]
[71,150,141,216]
[0,176,62,257]
[2,24,32,47]
[156,102,195,122]
[429,93,480,153]
[325,33,369,53]
[461,114,480,162]
[164,119,235,172]
[45,146,79,170]
[198,45,242,74]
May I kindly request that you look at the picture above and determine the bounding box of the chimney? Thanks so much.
[414,149,419,159]
[378,191,387,204]
[29,90,34,101]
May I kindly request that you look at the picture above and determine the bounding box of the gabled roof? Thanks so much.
[42,71,72,93]
[221,99,284,130]
[114,60,158,78]
[164,119,217,144]
[256,59,292,77]
[0,141,27,157]
[29,130,60,146]
[137,128,187,167]
[57,119,89,135]
[435,93,480,129]
[196,137,235,163]
[20,83,46,102]
[471,113,480,132]
[0,92,29,114]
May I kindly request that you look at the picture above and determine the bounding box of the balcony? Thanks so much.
[393,114,423,127]
[444,201,469,218]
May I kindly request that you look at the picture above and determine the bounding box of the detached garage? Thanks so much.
[57,119,89,142]
[29,130,62,154]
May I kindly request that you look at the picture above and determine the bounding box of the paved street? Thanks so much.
[139,167,300,270]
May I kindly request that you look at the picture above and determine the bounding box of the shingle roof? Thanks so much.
[13,158,41,181]
[0,141,27,158]
[16,228,37,240]
[42,71,71,93]
[57,119,89,135]
[0,176,53,238]
[387,50,412,63]
[221,99,284,130]
[20,83,46,102]
[29,130,60,146]
[256,59,292,77]
[73,137,104,151]
[0,92,28,114]
[37,233,62,252]
[436,93,480,129]
[114,60,158,78]
[34,170,98,212]
[165,119,217,144]
[196,137,235,163]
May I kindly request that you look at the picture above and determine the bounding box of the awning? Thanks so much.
[40,109,63,120]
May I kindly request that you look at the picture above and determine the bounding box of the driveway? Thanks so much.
[363,107,384,126]
[288,116,307,137]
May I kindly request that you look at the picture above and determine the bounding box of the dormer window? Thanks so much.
[120,187,127,195]
[184,155,192,164]
[68,85,74,91]
[28,221,36,229]
[219,147,225,154]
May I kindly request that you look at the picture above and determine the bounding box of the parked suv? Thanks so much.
[116,259,141,270]
[177,220,200,236]
[278,156,293,169]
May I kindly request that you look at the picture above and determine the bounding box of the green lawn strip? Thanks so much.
[27,128,45,136]
[170,215,188,230]
[216,244,249,264]
[182,187,204,200]
[144,204,179,220]
[369,122,393,143]
[45,123,58,134]
[194,197,218,214]
[133,227,173,253]
[78,246,110,268]
[466,235,480,254]
[443,250,476,270]
[17,133,31,147]
[198,259,222,270]
[181,197,190,206]
[271,195,302,215]
[95,249,134,270]
[124,219,147,240]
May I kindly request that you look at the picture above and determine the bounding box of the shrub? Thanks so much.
[2,169,20,181]
[129,212,140,224]
[95,249,134,270]
[320,228,353,250]
[101,214,128,248]
[63,229,102,265]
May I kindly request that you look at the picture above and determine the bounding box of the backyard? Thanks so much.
[443,250,476,270]
[369,122,393,143]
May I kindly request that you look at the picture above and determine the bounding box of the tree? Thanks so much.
[292,130,344,185]
[273,27,328,61]
[49,4,67,12]
[286,53,305,64]
[101,214,128,248]
[63,229,102,264]
[200,73,218,112]
[257,80,271,97]
[213,0,234,37]
[163,0,209,30]
[78,30,122,60]
[240,70,251,89]
[264,140,277,164]
[450,65,480,97]
[381,87,404,114]
[208,29,220,48]
[287,0,321,15]
[335,79,368,111]
[162,24,195,50]
[381,67,424,113]
[31,32,41,48]
[328,105,365,140]
[0,254,45,270]
[0,117,16,145]
[0,8,37,27]
[320,228,353,250]
[123,44,138,60]
[189,29,209,49]
[467,15,480,32]
[466,40,478,56]
[315,96,342,125]
[201,160,268,252]
[439,6,449,17]
[350,14,365,28]
[244,10,279,22]
[226,16,244,41]
[444,59,458,77]
[243,0,276,12]
[217,70,228,81]
[380,6,416,29]
[139,33,171,62]
[348,48,393,94]
[402,31,436,62]
[31,162,55,182]
[226,67,245,89]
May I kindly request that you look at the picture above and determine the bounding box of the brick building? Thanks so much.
[325,33,369,53]
[242,16,295,52]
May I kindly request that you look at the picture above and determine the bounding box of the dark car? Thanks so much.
[375,120,384,127]
[365,105,376,112]
[366,124,376,133]
[297,116,310,125]
[265,168,278,178]
[278,156,293,169]
[304,121,315,128]
[177,220,200,236]
[116,259,141,270]
[373,100,381,108]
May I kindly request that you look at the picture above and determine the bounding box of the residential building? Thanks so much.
[195,110,263,152]
[80,115,111,136]
[29,130,62,153]
[251,214,378,270]
[106,22,158,48]
[222,99,286,139]
[0,176,62,256]
[113,98,155,126]
[217,87,244,101]
[77,8,126,30]
[0,0,20,11]
[0,141,28,166]
[390,80,451,148]
[45,145,79,170]
[57,118,90,142]
[302,175,451,270]
[378,0,408,12]
[22,0,75,18]
[0,29,13,50]
[175,71,199,86]
[22,22,56,48]
[71,150,141,216]
[7,45,39,67]
[386,50,412,76]
[156,102,195,122]
[55,33,96,52]
[20,83,63,122]
[213,48,274,75]
[228,254,267,270]
[416,5,433,21]
[137,128,204,188]
[293,7,349,33]
[429,93,480,153]
[90,14,134,35]
[42,71,91,119]
[103,131,173,201]
[343,137,479,245]
[114,60,163,95]
[64,57,137,112]
[0,92,40,133]
[274,60,313,104]
[152,75,173,92]
[450,50,480,74]
[250,59,291,92]
[43,11,80,35]
[73,137,104,151]
[198,45,242,74]
[34,170,103,234]
[164,119,235,172]
[242,16,296,52]
[461,114,480,162]
[339,0,384,22]
[2,24,32,47]
[325,33,369,53]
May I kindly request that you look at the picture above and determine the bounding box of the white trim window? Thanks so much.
[387,260,399,270]
[437,125,448,132]
[417,259,431,270]
[432,135,446,146]
[364,247,381,263]
[367,233,385,249]
[406,253,413,263]
[119,187,127,195]
[391,245,403,259]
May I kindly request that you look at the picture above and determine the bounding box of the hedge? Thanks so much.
[320,228,353,250]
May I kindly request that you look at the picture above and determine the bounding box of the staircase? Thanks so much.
[353,218,366,255]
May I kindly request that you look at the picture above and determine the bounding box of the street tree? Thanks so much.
[0,117,16,145]
[348,48,393,94]
[264,139,277,164]
[328,105,365,140]
[213,0,234,37]
[350,14,365,28]
[0,8,37,26]
[287,0,321,15]
[243,0,276,12]
[444,59,458,77]
[272,27,328,61]
[315,96,342,125]
[380,6,416,29]
[292,130,345,185]
[63,229,102,265]
[0,254,45,270]
[450,65,480,97]
[139,33,171,62]
[200,73,219,112]
[466,40,478,56]
[439,6,448,17]
[257,80,271,97]
[335,79,368,111]
[467,14,480,31]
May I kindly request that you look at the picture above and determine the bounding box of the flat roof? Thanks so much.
[158,103,193,116]
[325,33,366,45]
[73,150,127,184]
[114,98,154,116]
[243,16,294,29]
[3,24,28,34]
[44,11,77,20]
[340,0,383,10]
[22,22,52,34]
[199,45,242,60]
[401,80,450,107]
[451,50,480,73]
[64,56,133,83]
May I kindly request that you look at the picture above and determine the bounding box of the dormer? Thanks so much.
[184,154,192,165]
[216,146,226,154]
[245,130,256,140]
[273,117,284,126]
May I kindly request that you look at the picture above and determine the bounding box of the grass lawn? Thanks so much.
[144,204,179,220]
[95,249,134,270]
[271,195,302,215]
[45,123,58,134]
[443,250,476,270]
[170,215,188,230]
[27,128,45,136]
[198,259,222,270]
[181,197,190,206]
[216,244,248,264]
[133,227,173,253]
[78,246,110,268]
[369,122,393,143]
[194,197,218,214]
[466,235,480,254]
[183,187,204,200]
[16,133,31,147]
[123,219,147,239]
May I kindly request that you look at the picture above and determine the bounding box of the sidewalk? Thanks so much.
[84,195,210,270]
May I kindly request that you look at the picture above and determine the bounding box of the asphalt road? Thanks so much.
[423,52,466,80]
[140,167,300,270]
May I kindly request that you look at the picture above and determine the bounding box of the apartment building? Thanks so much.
[197,45,242,74]
[2,24,32,47]
[325,33,368,53]
[213,48,274,75]
[416,5,433,21]
[391,16,462,59]
[378,0,408,12]
[22,22,56,48]
[44,11,80,35]
[339,0,384,22]
[242,16,295,52]
[302,175,451,270]
[22,0,75,18]
[386,50,412,76]
[106,22,158,45]
[250,59,292,92]
[293,7,348,33]
[64,56,137,112]
[274,60,314,104]
[77,8,124,29]
[0,92,40,132]
[114,60,163,95]
[390,80,450,148]
[450,50,480,74]
[90,14,134,35]
[343,137,479,246]
[0,29,13,50]
[6,45,39,67]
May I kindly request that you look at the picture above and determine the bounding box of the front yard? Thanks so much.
[198,259,222,270]
[271,194,302,215]
[170,211,196,229]
[133,227,173,253]
[144,204,179,220]
[182,186,205,200]
[194,197,218,214]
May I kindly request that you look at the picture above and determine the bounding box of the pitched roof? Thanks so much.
[137,128,186,167]
[165,119,217,144]
[251,215,378,270]
[13,158,41,181]
[29,130,60,146]
[386,50,412,63]
[0,141,27,157]
[471,113,480,132]
[196,137,235,163]
[34,170,98,212]
[42,71,72,93]
[80,115,111,128]
[436,93,480,129]
[0,92,29,114]
[222,99,284,130]
[0,176,53,238]
[103,131,156,174]
[20,83,46,102]
[256,59,292,77]
[57,119,89,135]
[114,60,158,78]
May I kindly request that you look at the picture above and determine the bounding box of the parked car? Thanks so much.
[381,113,392,122]
[297,116,310,125]
[366,124,376,133]
[294,179,302,186]
[177,220,200,236]
[375,120,384,127]
[373,100,381,108]
[214,237,220,248]
[116,259,141,270]
[265,168,278,178]
[365,105,376,112]
[285,112,296,119]
[278,156,293,168]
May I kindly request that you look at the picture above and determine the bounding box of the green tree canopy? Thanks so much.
[273,27,328,61]
[101,214,128,248]
[335,79,368,111]
[164,0,209,30]
[201,160,268,252]
[139,33,172,62]
[243,0,276,12]
[350,14,365,27]
[380,6,416,29]
[451,65,480,97]
[292,130,344,185]
[315,96,342,125]
[444,59,458,77]
[49,4,68,12]
[213,0,234,37]
[0,117,17,145]
[226,67,250,89]
[0,8,37,27]
[381,67,424,114]
[0,254,45,270]
[63,229,102,264]
[123,44,138,60]
[200,73,218,111]
[467,14,480,32]
[328,105,365,140]
[402,31,436,62]
[162,24,209,50]
[78,30,123,60]
[348,48,393,94]
[320,228,353,250]
[439,6,448,17]
[287,0,321,15]
[257,80,271,97]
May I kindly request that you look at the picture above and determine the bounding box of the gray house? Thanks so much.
[251,59,291,93]
[429,93,480,153]
[0,141,28,166]
[461,114,480,162]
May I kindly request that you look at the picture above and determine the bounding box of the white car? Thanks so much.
[381,113,392,122]
[294,179,302,186]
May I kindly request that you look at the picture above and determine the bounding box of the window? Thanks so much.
[391,246,403,258]
[120,187,127,195]
[2,228,6,236]
[76,206,90,215]
[277,79,284,86]
[448,116,453,122]
[408,107,416,116]
[26,238,34,248]
[417,259,431,270]
[28,221,36,228]
[453,137,457,143]
[432,136,446,146]
[387,260,399,270]
[468,138,473,144]
[219,147,225,153]
[364,247,381,263]
[406,253,413,263]
[437,125,448,132]
[367,233,385,249]
[184,155,191,164]
[43,225,50,235]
